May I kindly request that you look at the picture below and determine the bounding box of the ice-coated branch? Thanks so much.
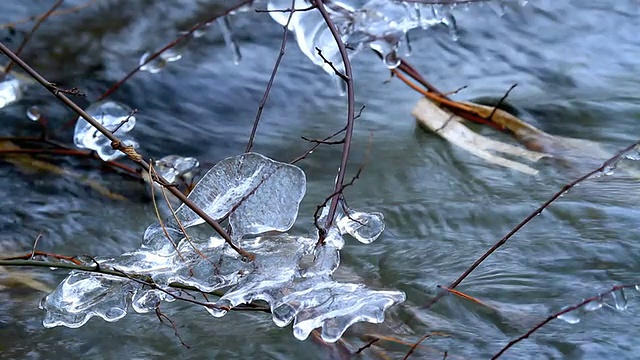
[0,41,254,260]
[96,0,253,102]
[493,284,639,359]
[313,0,357,235]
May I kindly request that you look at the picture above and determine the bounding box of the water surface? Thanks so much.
[1,1,640,359]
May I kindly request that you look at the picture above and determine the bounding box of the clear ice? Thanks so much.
[41,153,404,342]
[0,73,25,109]
[26,105,41,121]
[154,155,200,183]
[217,16,242,64]
[266,0,464,81]
[73,100,138,161]
[171,152,307,240]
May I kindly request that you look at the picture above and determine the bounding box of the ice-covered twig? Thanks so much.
[492,284,639,359]
[313,0,357,234]
[0,41,253,260]
[96,0,253,102]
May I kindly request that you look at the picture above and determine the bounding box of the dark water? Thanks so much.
[1,1,640,359]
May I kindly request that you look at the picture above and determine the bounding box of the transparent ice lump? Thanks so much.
[139,14,241,73]
[73,100,139,161]
[41,153,404,342]
[154,155,200,183]
[0,73,26,109]
[557,287,631,325]
[266,0,463,81]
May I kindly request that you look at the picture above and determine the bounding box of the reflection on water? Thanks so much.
[1,1,640,359]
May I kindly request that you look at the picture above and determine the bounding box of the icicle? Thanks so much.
[217,16,242,65]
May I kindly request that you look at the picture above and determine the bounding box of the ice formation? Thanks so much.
[139,14,242,73]
[40,153,404,342]
[154,155,200,183]
[0,73,25,109]
[73,100,138,161]
[265,0,471,89]
[557,287,631,325]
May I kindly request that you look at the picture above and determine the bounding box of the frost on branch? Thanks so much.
[40,153,405,342]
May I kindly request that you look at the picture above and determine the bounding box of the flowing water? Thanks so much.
[1,1,640,359]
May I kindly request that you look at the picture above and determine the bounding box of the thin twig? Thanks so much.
[2,0,63,77]
[29,232,44,260]
[246,0,301,153]
[96,0,252,102]
[492,284,638,359]
[0,0,98,30]
[354,337,380,355]
[0,41,254,260]
[424,140,640,310]
[314,0,357,233]
[290,105,365,164]
[155,307,190,348]
[403,334,432,360]
[485,84,517,122]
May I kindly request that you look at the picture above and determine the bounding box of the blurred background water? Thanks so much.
[1,1,640,359]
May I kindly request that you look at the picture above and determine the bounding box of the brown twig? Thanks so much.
[485,83,517,122]
[0,0,98,30]
[403,334,432,360]
[437,285,496,310]
[1,0,63,78]
[155,307,190,348]
[0,147,141,178]
[354,337,380,355]
[492,284,638,359]
[95,0,253,102]
[246,0,303,153]
[3,251,83,265]
[290,105,365,164]
[0,41,254,260]
[314,0,357,234]
[424,140,640,310]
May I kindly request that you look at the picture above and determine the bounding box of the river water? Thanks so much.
[1,1,640,359]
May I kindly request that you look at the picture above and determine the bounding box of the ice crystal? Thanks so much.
[41,153,404,342]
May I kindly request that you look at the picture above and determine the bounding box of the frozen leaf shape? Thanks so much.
[40,271,138,328]
[42,152,404,342]
[173,153,306,239]
[337,209,385,244]
[213,232,405,342]
[289,282,405,342]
